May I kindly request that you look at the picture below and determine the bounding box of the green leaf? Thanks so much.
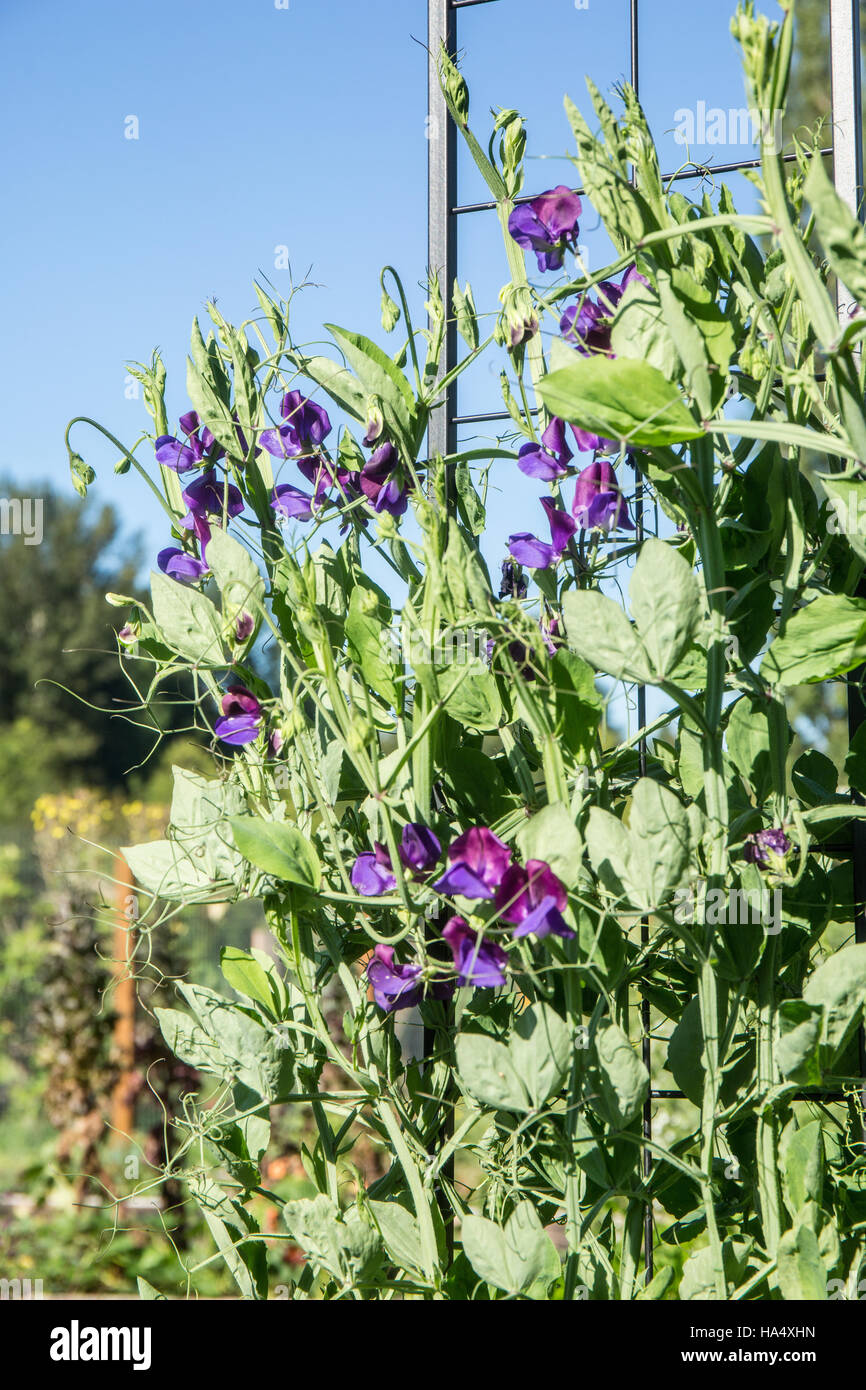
[803,942,866,1060]
[220,946,284,1019]
[456,1032,530,1113]
[805,151,866,312]
[780,1121,824,1217]
[452,280,479,350]
[509,1003,572,1109]
[461,1203,560,1297]
[285,350,368,423]
[150,569,224,664]
[516,803,583,888]
[192,1176,268,1300]
[777,1000,825,1086]
[656,265,735,416]
[367,1200,426,1278]
[229,817,321,891]
[284,1195,383,1288]
[776,1223,828,1301]
[726,696,773,802]
[589,1017,648,1128]
[205,526,265,619]
[763,595,866,685]
[627,778,693,910]
[629,539,701,679]
[456,1004,570,1115]
[561,589,651,683]
[538,356,705,448]
[136,1277,165,1300]
[325,323,416,453]
[438,660,502,732]
[610,275,681,378]
[585,807,631,900]
[345,582,398,709]
[550,649,602,763]
[818,472,866,564]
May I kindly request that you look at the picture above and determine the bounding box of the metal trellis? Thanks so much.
[427,0,866,1288]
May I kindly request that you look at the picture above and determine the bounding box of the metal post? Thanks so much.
[428,0,458,465]
[426,0,459,1256]
[830,0,863,223]
[830,0,866,1126]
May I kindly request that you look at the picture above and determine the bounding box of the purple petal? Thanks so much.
[157,547,209,582]
[351,852,396,896]
[155,436,198,473]
[508,533,556,569]
[271,484,314,522]
[214,714,261,746]
[517,441,568,482]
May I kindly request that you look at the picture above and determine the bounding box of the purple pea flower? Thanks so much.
[359,443,410,517]
[517,417,573,481]
[351,843,397,896]
[508,495,577,570]
[398,823,441,876]
[559,265,647,356]
[261,391,332,458]
[214,684,262,746]
[366,945,454,1013]
[508,186,582,272]
[744,827,792,868]
[155,412,224,472]
[157,547,210,583]
[442,916,508,988]
[572,460,633,532]
[499,560,528,600]
[433,826,512,900]
[181,474,244,533]
[496,859,575,939]
[234,611,255,643]
[271,484,315,522]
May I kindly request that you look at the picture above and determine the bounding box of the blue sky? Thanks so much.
[0,0,779,585]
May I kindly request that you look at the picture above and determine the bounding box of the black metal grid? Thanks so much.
[427,0,866,1286]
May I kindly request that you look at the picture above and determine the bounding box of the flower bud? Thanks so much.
[440,45,469,127]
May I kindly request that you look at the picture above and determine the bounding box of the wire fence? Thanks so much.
[426,0,866,1283]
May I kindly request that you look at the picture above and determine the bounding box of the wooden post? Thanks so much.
[110,853,137,1135]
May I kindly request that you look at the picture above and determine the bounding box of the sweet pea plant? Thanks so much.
[69,1,866,1300]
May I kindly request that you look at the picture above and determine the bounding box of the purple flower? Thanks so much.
[181,475,244,532]
[214,684,262,746]
[433,826,512,900]
[366,945,453,1013]
[359,443,410,517]
[499,560,528,600]
[398,823,441,876]
[366,946,423,1011]
[351,843,397,896]
[271,484,315,522]
[508,186,582,272]
[234,611,255,643]
[559,266,647,356]
[155,412,224,472]
[517,417,573,481]
[496,859,575,939]
[157,547,209,583]
[508,495,577,570]
[572,460,633,532]
[155,434,203,474]
[442,916,508,988]
[744,827,792,868]
[261,391,332,459]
